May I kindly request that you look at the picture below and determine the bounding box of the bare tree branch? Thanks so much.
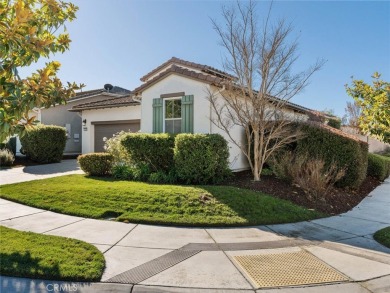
[208,0,324,181]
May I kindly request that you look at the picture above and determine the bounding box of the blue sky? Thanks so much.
[19,0,390,117]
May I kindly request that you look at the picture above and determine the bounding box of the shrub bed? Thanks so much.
[20,125,67,163]
[0,137,16,155]
[121,133,174,172]
[292,122,368,188]
[78,153,113,176]
[367,153,390,181]
[174,133,231,184]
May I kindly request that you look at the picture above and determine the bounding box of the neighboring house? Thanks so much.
[71,57,328,171]
[15,86,131,155]
[341,126,390,153]
[69,95,140,153]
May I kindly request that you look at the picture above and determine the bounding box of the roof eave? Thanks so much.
[68,102,140,112]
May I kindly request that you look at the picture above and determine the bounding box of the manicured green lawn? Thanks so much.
[0,175,324,226]
[373,226,390,248]
[0,226,105,281]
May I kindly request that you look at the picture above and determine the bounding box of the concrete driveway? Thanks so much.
[0,159,83,185]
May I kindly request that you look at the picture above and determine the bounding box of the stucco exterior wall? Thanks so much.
[15,94,126,155]
[140,74,311,171]
[140,74,249,171]
[81,105,141,154]
[41,95,118,154]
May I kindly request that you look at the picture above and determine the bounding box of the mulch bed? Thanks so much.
[225,170,382,215]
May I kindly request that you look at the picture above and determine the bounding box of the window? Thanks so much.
[164,98,181,134]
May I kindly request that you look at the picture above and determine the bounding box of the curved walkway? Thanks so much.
[0,162,389,292]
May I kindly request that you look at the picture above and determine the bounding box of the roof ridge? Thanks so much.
[139,57,235,82]
[69,95,139,112]
[134,64,223,94]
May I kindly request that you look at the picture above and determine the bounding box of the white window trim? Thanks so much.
[163,97,182,133]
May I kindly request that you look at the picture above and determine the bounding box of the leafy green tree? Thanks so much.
[345,73,390,143]
[0,0,82,141]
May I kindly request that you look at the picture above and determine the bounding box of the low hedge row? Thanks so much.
[20,125,67,163]
[78,133,231,184]
[367,153,390,181]
[268,122,368,188]
[292,122,368,188]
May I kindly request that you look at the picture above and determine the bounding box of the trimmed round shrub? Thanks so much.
[0,149,15,167]
[121,133,174,172]
[174,134,231,184]
[367,153,390,181]
[78,153,113,176]
[20,125,67,163]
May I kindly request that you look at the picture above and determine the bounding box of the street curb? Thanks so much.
[0,276,133,293]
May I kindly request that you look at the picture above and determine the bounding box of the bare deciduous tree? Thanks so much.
[342,101,361,130]
[208,1,324,181]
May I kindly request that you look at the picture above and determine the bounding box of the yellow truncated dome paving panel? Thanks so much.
[233,251,348,288]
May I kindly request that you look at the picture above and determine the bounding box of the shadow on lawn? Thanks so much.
[0,251,60,280]
[21,160,80,175]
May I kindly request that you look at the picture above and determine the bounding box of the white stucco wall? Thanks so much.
[140,74,249,171]
[139,73,311,171]
[81,105,141,154]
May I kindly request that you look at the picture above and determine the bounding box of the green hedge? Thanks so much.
[121,133,174,172]
[367,153,390,181]
[294,122,368,188]
[174,133,231,184]
[327,119,341,129]
[78,153,113,176]
[20,125,67,163]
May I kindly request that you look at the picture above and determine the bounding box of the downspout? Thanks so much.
[209,85,225,134]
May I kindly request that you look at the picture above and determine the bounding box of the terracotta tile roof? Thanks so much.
[69,86,131,101]
[69,95,140,112]
[134,58,327,119]
[306,121,365,143]
[140,57,236,82]
[134,65,224,94]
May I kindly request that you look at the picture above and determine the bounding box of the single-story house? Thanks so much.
[16,86,131,155]
[70,57,326,171]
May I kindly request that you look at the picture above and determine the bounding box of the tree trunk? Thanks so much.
[253,131,261,181]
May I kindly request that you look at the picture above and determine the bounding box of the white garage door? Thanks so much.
[94,120,140,152]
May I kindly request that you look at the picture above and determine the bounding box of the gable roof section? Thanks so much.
[69,86,131,101]
[133,64,224,95]
[134,58,327,118]
[69,95,140,112]
[140,57,236,82]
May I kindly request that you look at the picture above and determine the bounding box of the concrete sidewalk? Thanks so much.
[0,159,83,185]
[0,166,389,292]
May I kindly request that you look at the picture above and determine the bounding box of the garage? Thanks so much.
[93,120,140,152]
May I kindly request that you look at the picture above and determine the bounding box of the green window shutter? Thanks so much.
[152,98,163,133]
[181,95,194,133]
